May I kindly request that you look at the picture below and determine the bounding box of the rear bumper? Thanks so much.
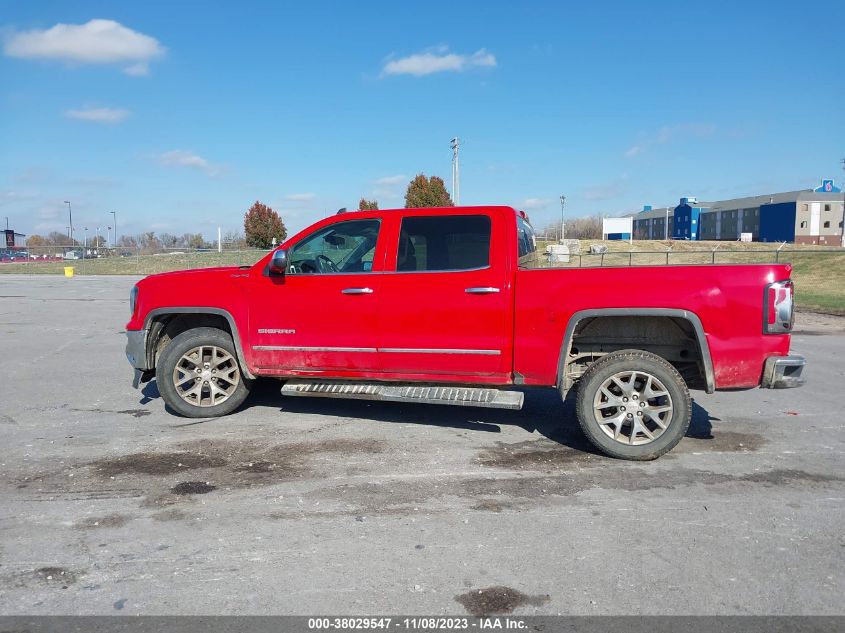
[761,354,806,389]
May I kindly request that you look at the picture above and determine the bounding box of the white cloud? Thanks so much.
[122,62,151,76]
[583,181,627,201]
[382,48,496,77]
[518,198,551,210]
[156,150,221,177]
[284,193,316,201]
[624,123,716,158]
[374,174,407,186]
[3,19,165,75]
[0,190,37,206]
[64,107,130,124]
[37,206,60,220]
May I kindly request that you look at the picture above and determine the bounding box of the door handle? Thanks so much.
[465,287,501,294]
[342,287,374,295]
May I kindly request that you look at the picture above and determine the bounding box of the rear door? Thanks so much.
[376,209,513,380]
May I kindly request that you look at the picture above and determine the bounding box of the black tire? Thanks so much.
[156,327,252,418]
[575,349,691,460]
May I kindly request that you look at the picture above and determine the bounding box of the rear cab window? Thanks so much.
[396,215,491,272]
[516,214,537,267]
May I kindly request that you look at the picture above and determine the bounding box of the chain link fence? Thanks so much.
[2,243,843,314]
[533,245,845,314]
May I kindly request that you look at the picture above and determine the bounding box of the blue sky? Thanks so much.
[1,0,843,240]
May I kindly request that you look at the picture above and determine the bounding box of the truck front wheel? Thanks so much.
[156,327,252,418]
[574,349,691,460]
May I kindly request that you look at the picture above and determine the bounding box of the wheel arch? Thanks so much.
[556,308,715,394]
[143,307,255,379]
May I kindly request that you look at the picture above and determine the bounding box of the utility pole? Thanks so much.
[110,211,117,246]
[841,158,845,247]
[64,201,73,245]
[450,137,460,205]
[559,195,566,242]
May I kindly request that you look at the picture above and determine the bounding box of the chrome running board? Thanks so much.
[280,380,524,410]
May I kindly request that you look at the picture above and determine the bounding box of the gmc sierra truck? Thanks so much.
[126,205,805,460]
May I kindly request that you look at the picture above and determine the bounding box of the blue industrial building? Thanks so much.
[631,180,844,245]
[672,197,705,240]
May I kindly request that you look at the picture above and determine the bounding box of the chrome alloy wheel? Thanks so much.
[592,370,674,446]
[172,345,240,408]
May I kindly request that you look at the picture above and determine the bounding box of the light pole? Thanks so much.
[64,201,73,246]
[559,195,566,242]
[107,226,112,248]
[110,211,117,246]
[95,227,101,254]
[450,137,460,205]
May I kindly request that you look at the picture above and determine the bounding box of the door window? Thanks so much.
[287,219,380,274]
[396,215,491,272]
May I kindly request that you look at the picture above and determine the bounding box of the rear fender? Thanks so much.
[556,308,715,394]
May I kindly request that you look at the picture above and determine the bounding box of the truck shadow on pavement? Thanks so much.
[233,379,716,456]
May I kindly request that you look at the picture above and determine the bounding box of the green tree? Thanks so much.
[244,200,287,249]
[26,234,48,247]
[46,231,75,246]
[358,198,379,211]
[404,174,454,208]
[183,233,207,249]
[159,233,179,248]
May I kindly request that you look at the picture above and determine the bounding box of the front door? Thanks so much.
[375,210,513,380]
[249,217,384,373]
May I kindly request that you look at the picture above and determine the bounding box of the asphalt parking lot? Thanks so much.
[0,274,843,616]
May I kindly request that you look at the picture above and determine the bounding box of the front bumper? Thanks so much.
[761,354,806,389]
[126,329,152,388]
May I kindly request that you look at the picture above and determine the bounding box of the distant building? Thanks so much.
[631,180,844,244]
[3,229,26,249]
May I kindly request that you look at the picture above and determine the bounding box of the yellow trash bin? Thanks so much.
[63,266,74,278]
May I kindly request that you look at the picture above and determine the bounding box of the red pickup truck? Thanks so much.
[126,205,804,460]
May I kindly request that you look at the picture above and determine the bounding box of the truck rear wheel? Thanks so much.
[574,349,691,460]
[156,327,252,418]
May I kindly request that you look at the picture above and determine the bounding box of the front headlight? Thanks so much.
[130,285,139,316]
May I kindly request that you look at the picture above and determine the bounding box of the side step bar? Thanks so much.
[281,380,524,410]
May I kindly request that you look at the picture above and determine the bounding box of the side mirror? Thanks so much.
[268,249,288,276]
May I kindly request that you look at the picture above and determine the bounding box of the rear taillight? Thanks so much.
[764,280,793,333]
